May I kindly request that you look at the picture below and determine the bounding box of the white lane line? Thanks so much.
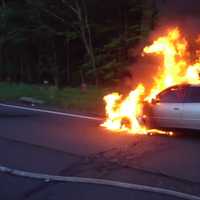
[0,165,199,200]
[0,103,102,121]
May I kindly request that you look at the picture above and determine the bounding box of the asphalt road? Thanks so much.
[0,103,200,199]
[1,173,182,200]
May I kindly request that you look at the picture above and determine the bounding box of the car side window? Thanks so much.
[184,87,200,103]
[157,87,183,103]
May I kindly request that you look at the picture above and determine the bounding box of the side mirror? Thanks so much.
[151,98,160,104]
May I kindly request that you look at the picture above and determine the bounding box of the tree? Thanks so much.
[65,31,79,84]
[62,0,98,86]
[0,0,157,86]
[141,0,157,39]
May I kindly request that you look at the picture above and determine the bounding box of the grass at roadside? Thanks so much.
[0,82,110,115]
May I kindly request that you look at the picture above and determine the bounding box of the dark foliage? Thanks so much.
[0,0,157,87]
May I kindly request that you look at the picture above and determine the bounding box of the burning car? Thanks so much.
[102,27,200,135]
[142,84,200,131]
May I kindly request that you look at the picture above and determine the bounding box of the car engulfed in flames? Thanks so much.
[101,27,200,135]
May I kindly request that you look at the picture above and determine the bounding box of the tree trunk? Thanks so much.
[1,0,6,80]
[52,40,59,88]
[66,38,70,84]
[70,1,98,86]
[141,0,154,39]
[20,56,24,82]
[0,45,3,80]
[83,0,98,86]
[80,69,85,85]
[1,0,6,8]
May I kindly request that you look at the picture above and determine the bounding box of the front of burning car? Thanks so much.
[139,100,155,129]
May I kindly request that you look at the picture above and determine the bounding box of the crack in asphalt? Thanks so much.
[58,140,200,195]
[23,182,58,199]
[0,114,37,118]
[0,135,84,159]
[59,139,169,176]
[1,134,200,197]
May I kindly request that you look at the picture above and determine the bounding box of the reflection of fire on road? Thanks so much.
[101,27,200,135]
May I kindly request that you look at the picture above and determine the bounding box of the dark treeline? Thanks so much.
[0,0,158,87]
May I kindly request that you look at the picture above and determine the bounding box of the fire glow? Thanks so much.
[101,27,200,135]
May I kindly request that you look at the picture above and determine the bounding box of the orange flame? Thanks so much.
[102,27,200,135]
[102,84,146,134]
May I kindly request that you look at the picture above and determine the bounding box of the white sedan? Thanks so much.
[142,84,200,130]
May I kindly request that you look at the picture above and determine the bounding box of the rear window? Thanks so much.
[184,86,200,102]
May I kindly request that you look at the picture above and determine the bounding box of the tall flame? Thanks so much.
[102,27,200,134]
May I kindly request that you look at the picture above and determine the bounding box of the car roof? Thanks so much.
[156,83,200,97]
[167,83,200,89]
[188,84,200,87]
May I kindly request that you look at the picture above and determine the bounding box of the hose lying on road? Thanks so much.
[0,165,200,200]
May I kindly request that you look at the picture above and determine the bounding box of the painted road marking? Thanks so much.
[0,103,103,121]
[0,165,200,200]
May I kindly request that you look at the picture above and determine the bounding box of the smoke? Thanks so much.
[156,0,200,35]
[122,0,200,93]
[157,0,200,19]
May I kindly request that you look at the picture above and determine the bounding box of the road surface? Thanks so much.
[0,103,200,198]
[2,172,187,200]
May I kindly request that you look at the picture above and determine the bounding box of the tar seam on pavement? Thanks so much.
[1,165,200,200]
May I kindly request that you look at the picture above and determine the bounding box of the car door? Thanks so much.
[182,86,200,130]
[151,86,184,128]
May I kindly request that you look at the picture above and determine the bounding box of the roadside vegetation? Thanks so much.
[0,0,159,112]
[0,0,157,86]
[0,82,109,114]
